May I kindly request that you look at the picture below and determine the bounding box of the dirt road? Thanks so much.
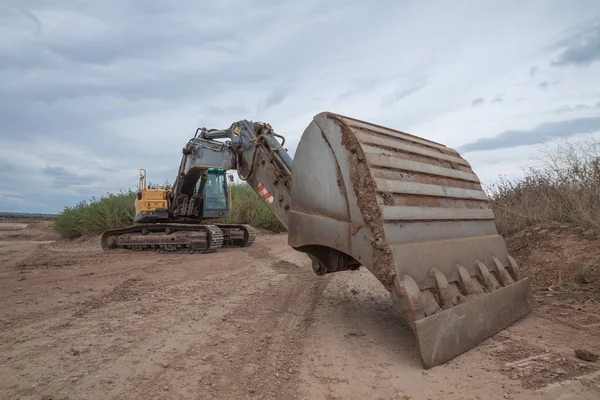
[1,221,599,399]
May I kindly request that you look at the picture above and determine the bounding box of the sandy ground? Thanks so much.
[1,221,599,400]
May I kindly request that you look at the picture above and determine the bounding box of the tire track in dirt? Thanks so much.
[3,236,324,400]
[0,237,288,399]
[121,248,330,399]
[297,268,600,400]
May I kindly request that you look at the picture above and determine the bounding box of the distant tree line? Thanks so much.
[0,212,57,220]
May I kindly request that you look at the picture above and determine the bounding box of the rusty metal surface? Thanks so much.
[288,111,534,368]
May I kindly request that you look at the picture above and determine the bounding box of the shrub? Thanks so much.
[487,138,600,234]
[51,190,137,239]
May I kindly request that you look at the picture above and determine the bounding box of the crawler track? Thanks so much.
[100,223,224,253]
[100,223,257,253]
[216,224,256,248]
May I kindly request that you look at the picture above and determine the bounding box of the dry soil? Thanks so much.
[0,220,599,399]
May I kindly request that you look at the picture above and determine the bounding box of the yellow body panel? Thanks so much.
[134,169,169,220]
[134,189,168,215]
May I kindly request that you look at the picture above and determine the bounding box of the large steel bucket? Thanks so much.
[288,112,534,368]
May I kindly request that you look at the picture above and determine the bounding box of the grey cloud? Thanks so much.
[383,79,427,106]
[44,166,91,188]
[339,76,388,99]
[538,80,560,90]
[471,98,484,106]
[458,116,600,153]
[528,66,538,78]
[550,18,600,67]
[264,87,289,109]
[575,104,591,110]
[203,105,251,118]
[553,101,600,113]
[0,162,15,174]
[44,28,241,67]
[0,192,91,214]
[0,3,239,68]
[10,4,42,36]
[554,105,573,113]
[492,94,503,103]
[0,2,369,110]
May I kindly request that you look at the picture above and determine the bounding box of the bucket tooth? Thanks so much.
[392,274,425,322]
[287,112,534,369]
[457,264,480,295]
[476,260,501,291]
[492,256,515,286]
[431,268,453,309]
[507,255,521,280]
[422,290,442,316]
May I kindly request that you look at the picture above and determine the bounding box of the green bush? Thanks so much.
[51,183,286,239]
[221,184,286,233]
[51,190,137,239]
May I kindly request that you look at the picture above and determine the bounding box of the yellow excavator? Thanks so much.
[101,112,533,369]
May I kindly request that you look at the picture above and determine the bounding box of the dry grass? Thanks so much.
[487,138,600,235]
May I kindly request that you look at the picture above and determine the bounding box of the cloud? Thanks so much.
[538,80,560,90]
[1,1,599,212]
[264,87,289,109]
[550,18,600,67]
[554,101,600,113]
[383,79,427,106]
[471,98,484,106]
[457,116,600,153]
[9,3,42,36]
[44,166,91,189]
[0,194,42,209]
[554,105,573,113]
[338,76,385,99]
[528,66,538,78]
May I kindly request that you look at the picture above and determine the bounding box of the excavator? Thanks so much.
[101,112,534,369]
[101,130,256,253]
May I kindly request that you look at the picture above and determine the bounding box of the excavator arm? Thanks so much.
[199,120,294,229]
[205,112,533,370]
[201,120,356,276]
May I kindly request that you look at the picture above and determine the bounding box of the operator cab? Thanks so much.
[201,168,230,217]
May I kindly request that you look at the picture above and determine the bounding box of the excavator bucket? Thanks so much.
[287,112,534,369]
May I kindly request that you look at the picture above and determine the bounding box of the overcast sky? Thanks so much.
[1,1,600,213]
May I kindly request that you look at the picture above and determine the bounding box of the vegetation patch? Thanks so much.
[488,138,600,235]
[51,184,285,239]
